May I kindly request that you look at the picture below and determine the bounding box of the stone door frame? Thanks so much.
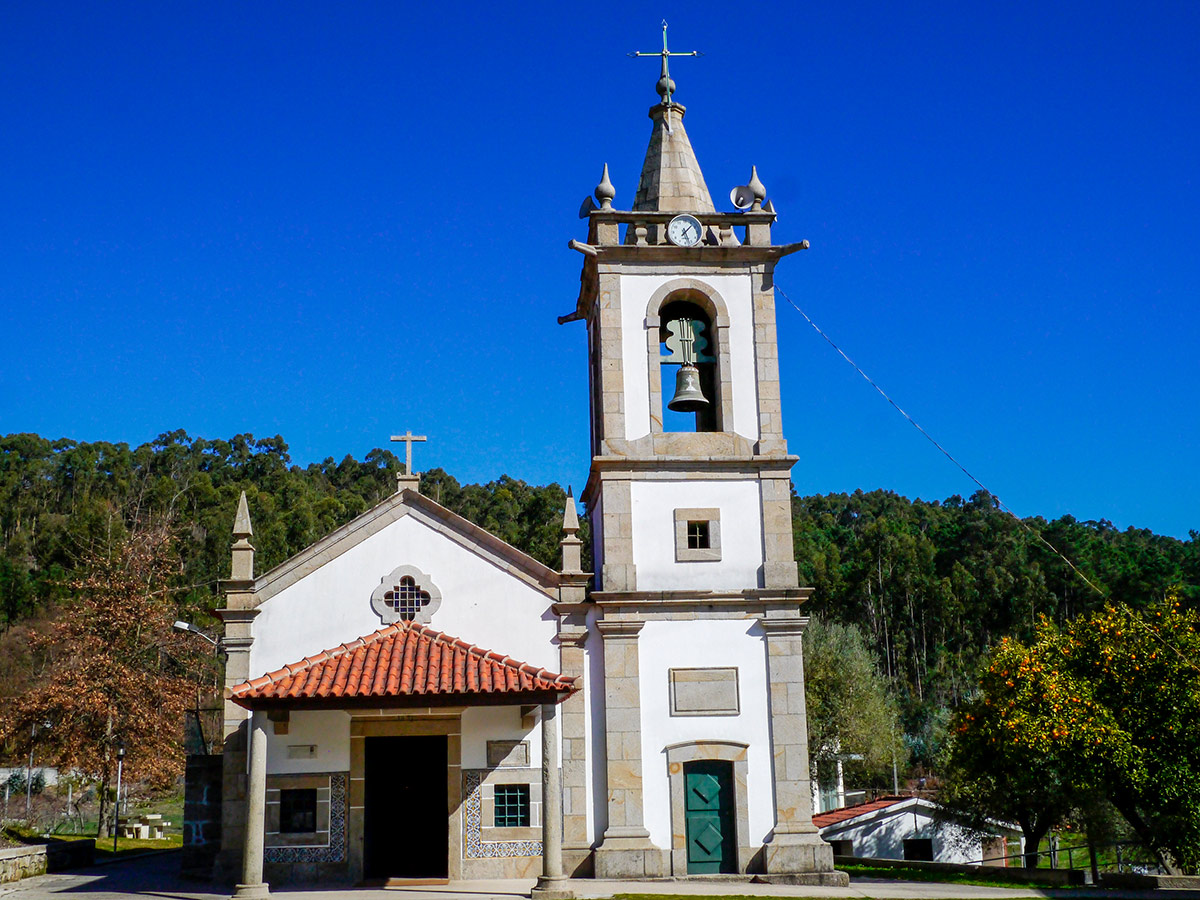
[664,740,752,875]
[349,712,464,882]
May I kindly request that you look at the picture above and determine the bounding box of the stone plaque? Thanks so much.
[486,740,529,768]
[669,667,740,716]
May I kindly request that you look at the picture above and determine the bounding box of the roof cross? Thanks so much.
[628,20,701,106]
[389,431,427,476]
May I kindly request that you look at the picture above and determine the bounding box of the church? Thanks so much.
[213,36,843,895]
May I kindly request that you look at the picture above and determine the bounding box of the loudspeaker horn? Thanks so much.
[730,184,754,210]
[579,196,598,219]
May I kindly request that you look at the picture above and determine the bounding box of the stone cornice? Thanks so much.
[240,489,562,606]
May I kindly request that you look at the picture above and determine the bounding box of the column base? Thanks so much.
[762,831,838,875]
[530,875,576,900]
[594,832,666,879]
[232,883,271,900]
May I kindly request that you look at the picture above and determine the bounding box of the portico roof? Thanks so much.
[227,621,578,710]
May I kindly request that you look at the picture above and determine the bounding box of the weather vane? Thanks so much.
[628,20,702,108]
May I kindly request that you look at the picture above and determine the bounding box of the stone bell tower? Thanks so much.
[558,27,839,881]
[561,79,809,600]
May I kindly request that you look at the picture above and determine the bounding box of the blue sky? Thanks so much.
[1,1,1197,538]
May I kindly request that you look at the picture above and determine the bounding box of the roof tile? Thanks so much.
[228,621,578,706]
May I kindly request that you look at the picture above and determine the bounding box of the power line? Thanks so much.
[774,282,1106,599]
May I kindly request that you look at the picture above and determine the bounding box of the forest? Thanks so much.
[1,429,1197,772]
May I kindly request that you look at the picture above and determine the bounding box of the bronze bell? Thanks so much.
[668,363,709,412]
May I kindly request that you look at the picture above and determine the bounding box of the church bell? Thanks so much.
[668,363,709,412]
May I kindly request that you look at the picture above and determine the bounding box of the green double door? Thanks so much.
[684,760,736,874]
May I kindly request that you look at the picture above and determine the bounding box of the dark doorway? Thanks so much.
[364,735,448,879]
[683,759,737,874]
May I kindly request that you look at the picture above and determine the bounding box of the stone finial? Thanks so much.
[748,166,766,211]
[231,491,255,583]
[560,487,583,575]
[594,164,616,210]
[763,198,777,218]
[233,491,253,538]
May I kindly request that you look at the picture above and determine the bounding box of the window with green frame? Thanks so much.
[493,783,530,827]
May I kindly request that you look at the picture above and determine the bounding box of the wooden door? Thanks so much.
[684,759,736,874]
[363,735,448,879]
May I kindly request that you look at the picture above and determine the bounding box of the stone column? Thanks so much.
[554,616,590,871]
[759,617,836,876]
[214,607,258,882]
[532,702,572,899]
[232,710,270,899]
[594,619,663,878]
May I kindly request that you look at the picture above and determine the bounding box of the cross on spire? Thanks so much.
[390,431,427,476]
[628,20,701,105]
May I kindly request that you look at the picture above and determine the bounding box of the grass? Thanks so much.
[93,832,183,860]
[837,863,1066,889]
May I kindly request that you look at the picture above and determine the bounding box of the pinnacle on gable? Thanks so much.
[233,490,253,537]
[562,487,580,533]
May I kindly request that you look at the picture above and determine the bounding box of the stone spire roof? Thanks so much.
[631,101,714,213]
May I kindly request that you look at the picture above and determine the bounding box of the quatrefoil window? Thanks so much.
[370,565,442,624]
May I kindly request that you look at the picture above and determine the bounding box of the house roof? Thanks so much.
[227,620,579,710]
[814,795,1023,838]
[813,796,908,829]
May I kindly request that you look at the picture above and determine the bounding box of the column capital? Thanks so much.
[758,616,809,637]
[596,619,645,639]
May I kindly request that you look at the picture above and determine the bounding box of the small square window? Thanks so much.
[279,788,317,834]
[493,784,530,828]
[673,508,721,561]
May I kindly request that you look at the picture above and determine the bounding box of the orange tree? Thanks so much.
[0,520,208,835]
[943,599,1200,874]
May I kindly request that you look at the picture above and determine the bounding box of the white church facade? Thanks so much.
[215,46,843,894]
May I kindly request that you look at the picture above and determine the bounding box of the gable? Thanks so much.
[246,491,561,678]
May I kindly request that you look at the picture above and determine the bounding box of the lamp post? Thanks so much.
[113,741,125,853]
[26,720,51,819]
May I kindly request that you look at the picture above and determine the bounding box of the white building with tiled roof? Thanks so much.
[211,28,840,896]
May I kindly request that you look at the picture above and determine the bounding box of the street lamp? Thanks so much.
[113,740,126,853]
[172,620,219,648]
[26,720,51,819]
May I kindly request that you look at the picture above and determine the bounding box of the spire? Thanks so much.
[231,491,255,583]
[628,22,713,214]
[559,487,583,575]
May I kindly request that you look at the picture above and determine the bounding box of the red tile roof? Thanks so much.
[228,621,578,708]
[813,796,909,828]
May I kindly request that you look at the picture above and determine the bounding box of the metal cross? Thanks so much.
[390,431,427,476]
[628,20,701,105]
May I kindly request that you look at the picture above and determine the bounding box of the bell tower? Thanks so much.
[559,28,837,882]
[561,75,810,599]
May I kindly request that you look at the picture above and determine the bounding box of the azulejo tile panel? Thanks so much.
[264,773,347,864]
[463,770,542,859]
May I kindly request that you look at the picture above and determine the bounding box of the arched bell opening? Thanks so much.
[658,297,720,433]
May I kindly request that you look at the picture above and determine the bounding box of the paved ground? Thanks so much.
[3,853,1199,900]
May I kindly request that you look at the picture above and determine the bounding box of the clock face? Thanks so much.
[667,214,703,247]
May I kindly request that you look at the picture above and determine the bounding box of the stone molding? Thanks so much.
[595,619,646,638]
[248,490,561,605]
[664,740,753,874]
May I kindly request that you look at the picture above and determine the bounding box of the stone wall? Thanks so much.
[183,753,222,877]
[0,839,94,884]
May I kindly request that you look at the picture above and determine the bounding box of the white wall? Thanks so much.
[264,710,351,774]
[822,804,991,865]
[637,619,775,848]
[250,512,557,679]
[630,480,764,591]
[461,706,544,770]
[619,273,760,442]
